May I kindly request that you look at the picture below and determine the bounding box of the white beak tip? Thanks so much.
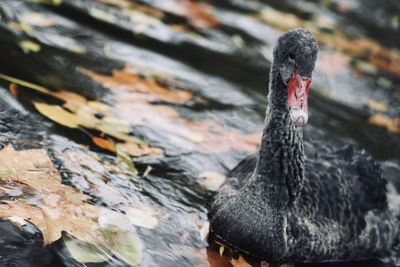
[289,109,308,127]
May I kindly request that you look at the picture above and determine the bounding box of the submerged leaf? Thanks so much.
[63,234,111,263]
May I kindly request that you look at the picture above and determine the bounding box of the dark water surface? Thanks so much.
[0,0,399,266]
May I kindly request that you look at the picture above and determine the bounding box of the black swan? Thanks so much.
[209,28,400,264]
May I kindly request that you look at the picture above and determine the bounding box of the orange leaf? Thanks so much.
[92,136,116,153]
[9,83,18,98]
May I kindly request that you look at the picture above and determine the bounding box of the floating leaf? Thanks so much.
[369,114,400,134]
[199,171,226,191]
[80,68,194,104]
[20,12,55,27]
[64,210,143,265]
[89,8,117,23]
[367,100,389,113]
[6,216,27,229]
[19,40,41,53]
[230,255,253,267]
[0,170,12,178]
[8,83,18,98]
[33,102,81,128]
[116,145,139,176]
[0,145,143,266]
[126,206,158,229]
[63,234,110,263]
[92,136,116,153]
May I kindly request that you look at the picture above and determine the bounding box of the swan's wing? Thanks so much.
[288,143,396,261]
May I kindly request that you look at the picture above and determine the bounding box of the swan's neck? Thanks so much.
[253,66,305,206]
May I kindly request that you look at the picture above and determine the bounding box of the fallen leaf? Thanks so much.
[6,216,27,228]
[116,145,139,176]
[89,8,117,23]
[230,255,252,267]
[33,102,81,128]
[82,68,261,154]
[92,137,116,153]
[0,145,143,265]
[367,100,389,112]
[199,171,226,191]
[19,40,41,53]
[369,114,400,134]
[9,83,18,98]
[126,206,158,229]
[20,12,55,27]
[258,7,303,30]
[80,68,193,104]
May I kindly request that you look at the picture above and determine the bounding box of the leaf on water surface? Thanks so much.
[0,145,143,265]
[126,206,158,229]
[174,0,219,29]
[6,216,27,229]
[92,136,116,153]
[20,12,55,27]
[63,234,111,263]
[27,0,63,6]
[64,210,143,265]
[199,171,226,191]
[19,40,41,53]
[82,67,261,154]
[8,83,18,98]
[368,114,400,134]
[80,68,194,104]
[0,170,12,177]
[116,144,139,176]
[257,7,303,30]
[33,102,81,128]
[7,21,33,35]
[230,255,252,267]
[219,245,224,256]
[26,85,162,158]
[89,8,117,23]
[367,100,389,113]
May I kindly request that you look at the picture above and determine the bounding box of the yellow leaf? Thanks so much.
[367,100,389,112]
[19,40,41,53]
[33,102,80,128]
[219,245,224,256]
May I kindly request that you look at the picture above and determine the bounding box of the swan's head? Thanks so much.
[273,28,318,127]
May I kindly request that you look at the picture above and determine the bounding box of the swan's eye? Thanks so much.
[288,53,296,64]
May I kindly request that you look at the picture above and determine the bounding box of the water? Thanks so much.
[0,0,399,266]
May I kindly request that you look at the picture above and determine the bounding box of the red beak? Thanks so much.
[288,73,311,127]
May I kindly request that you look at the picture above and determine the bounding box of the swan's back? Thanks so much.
[211,143,400,262]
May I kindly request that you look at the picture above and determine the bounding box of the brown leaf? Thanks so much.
[369,114,400,134]
[80,67,193,104]
[92,137,116,153]
[0,145,98,245]
[9,83,18,98]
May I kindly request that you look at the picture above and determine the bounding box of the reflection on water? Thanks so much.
[0,0,399,266]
